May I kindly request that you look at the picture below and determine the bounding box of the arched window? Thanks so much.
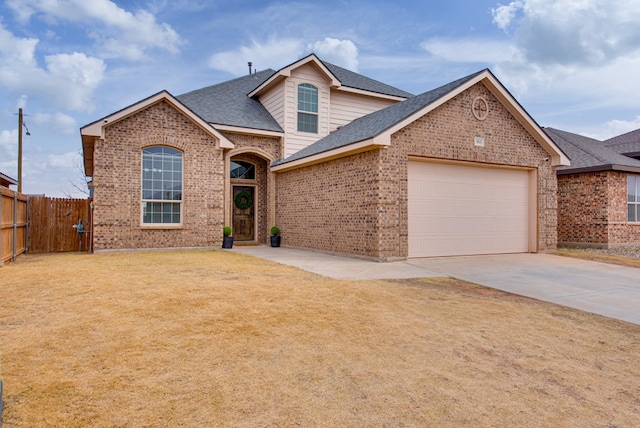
[141,146,183,224]
[297,83,318,133]
[230,160,256,179]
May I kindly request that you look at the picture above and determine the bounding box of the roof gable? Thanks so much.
[545,127,640,174]
[249,53,413,100]
[80,91,234,177]
[81,90,233,147]
[273,69,569,170]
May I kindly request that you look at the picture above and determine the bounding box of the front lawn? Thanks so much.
[1,251,638,426]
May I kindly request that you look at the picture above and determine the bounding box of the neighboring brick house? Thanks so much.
[81,54,568,260]
[546,127,640,247]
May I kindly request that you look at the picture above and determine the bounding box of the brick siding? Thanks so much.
[276,150,383,258]
[276,83,558,260]
[92,101,282,251]
[558,171,640,247]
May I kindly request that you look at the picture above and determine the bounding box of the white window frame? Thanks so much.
[297,83,318,133]
[141,146,183,227]
[628,175,640,222]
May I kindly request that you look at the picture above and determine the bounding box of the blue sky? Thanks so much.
[1,0,639,196]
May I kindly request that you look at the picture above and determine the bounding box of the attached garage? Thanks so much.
[408,160,536,258]
[272,68,569,261]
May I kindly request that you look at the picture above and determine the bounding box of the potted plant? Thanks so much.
[222,226,233,249]
[270,226,281,247]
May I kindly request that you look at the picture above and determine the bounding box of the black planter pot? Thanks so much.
[270,235,281,247]
[222,236,234,249]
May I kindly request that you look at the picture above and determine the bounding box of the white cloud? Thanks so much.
[0,24,105,112]
[421,38,517,64]
[209,37,361,76]
[0,129,18,157]
[486,0,640,105]
[584,116,640,141]
[45,53,105,109]
[491,1,524,30]
[48,151,80,169]
[6,0,183,61]
[492,0,640,67]
[307,38,359,71]
[32,112,78,135]
[209,38,304,76]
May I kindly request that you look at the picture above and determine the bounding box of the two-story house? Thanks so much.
[81,54,568,260]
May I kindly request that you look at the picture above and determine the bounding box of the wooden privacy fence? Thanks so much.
[1,186,28,265]
[28,196,91,254]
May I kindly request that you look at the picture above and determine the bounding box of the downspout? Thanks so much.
[90,200,94,253]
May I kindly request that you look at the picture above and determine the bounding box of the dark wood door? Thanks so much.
[232,186,255,241]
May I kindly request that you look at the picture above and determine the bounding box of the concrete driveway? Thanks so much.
[231,246,640,325]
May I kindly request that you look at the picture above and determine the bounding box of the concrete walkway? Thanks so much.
[231,246,640,325]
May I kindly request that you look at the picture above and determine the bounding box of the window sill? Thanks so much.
[140,224,183,230]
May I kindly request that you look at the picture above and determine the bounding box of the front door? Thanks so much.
[232,186,255,241]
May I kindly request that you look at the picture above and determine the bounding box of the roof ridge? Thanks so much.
[319,59,414,98]
[178,68,276,98]
[604,127,640,146]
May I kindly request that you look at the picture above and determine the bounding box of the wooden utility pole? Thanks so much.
[17,108,23,193]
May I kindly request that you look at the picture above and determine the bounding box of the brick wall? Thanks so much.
[276,82,558,260]
[93,100,226,251]
[558,171,640,247]
[276,150,383,258]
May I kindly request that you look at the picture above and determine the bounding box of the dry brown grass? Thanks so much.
[555,247,640,269]
[1,250,639,427]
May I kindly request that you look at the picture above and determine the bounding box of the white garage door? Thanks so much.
[408,161,532,258]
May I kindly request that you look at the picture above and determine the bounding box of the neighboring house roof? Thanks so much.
[273,69,569,171]
[1,171,18,188]
[603,128,640,158]
[249,54,413,100]
[177,69,284,133]
[544,127,640,175]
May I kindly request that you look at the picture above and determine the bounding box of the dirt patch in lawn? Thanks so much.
[1,251,639,427]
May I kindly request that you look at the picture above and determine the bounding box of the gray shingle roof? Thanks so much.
[321,60,414,98]
[272,70,485,166]
[177,69,284,132]
[177,57,414,133]
[544,127,640,174]
[604,128,640,156]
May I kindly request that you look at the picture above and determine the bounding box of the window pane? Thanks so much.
[628,176,636,202]
[230,160,256,179]
[628,204,636,222]
[298,84,318,113]
[142,201,181,224]
[142,147,183,224]
[298,112,318,133]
